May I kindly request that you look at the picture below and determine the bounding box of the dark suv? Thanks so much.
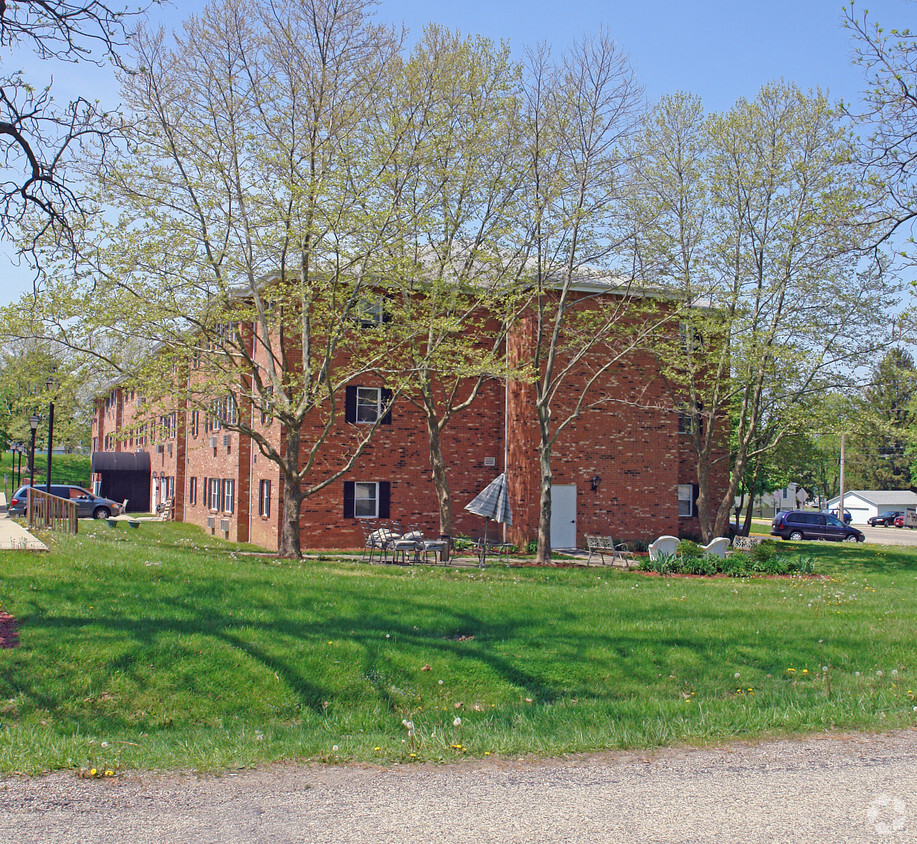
[8,485,123,519]
[771,510,864,543]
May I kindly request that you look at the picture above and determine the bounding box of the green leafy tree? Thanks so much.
[514,33,661,563]
[368,26,528,538]
[844,348,917,490]
[624,84,890,541]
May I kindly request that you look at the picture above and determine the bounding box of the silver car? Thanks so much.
[8,485,123,519]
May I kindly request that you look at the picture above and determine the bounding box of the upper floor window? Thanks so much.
[345,385,393,425]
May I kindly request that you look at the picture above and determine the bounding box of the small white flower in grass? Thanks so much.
[734,673,740,679]
[892,669,899,676]
[453,717,462,727]
[385,633,390,639]
[823,666,829,673]
[332,745,338,752]
[100,742,109,749]
[877,670,884,677]
[855,671,861,677]
[438,680,444,685]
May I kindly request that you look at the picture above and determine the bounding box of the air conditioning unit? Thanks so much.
[209,436,217,448]
[167,443,173,455]
[484,456,496,467]
[155,444,164,454]
[206,517,215,528]
[220,519,230,532]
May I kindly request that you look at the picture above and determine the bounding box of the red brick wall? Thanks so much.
[91,293,729,551]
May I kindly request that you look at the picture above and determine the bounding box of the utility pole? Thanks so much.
[839,433,846,523]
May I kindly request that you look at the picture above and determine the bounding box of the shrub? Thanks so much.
[630,539,649,553]
[722,552,752,577]
[676,539,704,560]
[787,555,816,574]
[750,539,779,566]
[654,552,681,575]
[681,555,717,576]
[755,554,791,575]
[526,540,538,555]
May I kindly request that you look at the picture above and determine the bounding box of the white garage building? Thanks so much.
[825,490,917,525]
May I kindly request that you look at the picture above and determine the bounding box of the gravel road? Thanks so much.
[1,730,914,843]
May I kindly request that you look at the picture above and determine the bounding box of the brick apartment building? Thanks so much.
[90,287,727,552]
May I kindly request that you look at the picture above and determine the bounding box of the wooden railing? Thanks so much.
[26,488,79,535]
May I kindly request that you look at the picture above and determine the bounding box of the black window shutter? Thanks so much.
[380,388,393,425]
[345,385,357,423]
[692,484,700,518]
[382,294,394,324]
[343,481,355,519]
[378,481,391,519]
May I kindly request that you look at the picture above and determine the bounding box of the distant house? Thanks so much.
[739,482,808,517]
[825,490,917,525]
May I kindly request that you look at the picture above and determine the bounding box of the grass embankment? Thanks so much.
[1,451,92,498]
[0,522,915,774]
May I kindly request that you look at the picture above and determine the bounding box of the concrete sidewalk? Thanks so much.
[0,511,48,551]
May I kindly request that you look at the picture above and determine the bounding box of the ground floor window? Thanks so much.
[189,476,197,506]
[207,477,221,510]
[678,483,694,517]
[258,479,271,517]
[221,478,235,514]
[343,480,391,519]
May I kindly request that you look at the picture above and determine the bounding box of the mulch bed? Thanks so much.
[0,612,19,648]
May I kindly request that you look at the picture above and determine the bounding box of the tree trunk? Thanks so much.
[277,424,303,559]
[535,411,553,564]
[695,453,712,542]
[424,411,453,537]
[741,493,756,537]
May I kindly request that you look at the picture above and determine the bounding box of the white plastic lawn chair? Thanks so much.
[648,535,679,561]
[700,537,730,558]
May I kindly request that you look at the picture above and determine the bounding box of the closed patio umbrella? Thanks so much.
[464,472,512,565]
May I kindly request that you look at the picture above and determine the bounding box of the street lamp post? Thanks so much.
[28,414,40,488]
[14,443,22,489]
[45,377,56,493]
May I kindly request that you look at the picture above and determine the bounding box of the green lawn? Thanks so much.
[0,521,915,774]
[1,451,92,497]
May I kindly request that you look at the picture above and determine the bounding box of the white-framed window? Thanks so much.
[189,476,197,506]
[356,387,382,423]
[190,410,199,438]
[354,481,379,518]
[208,477,221,510]
[221,478,235,514]
[678,484,694,517]
[258,479,271,517]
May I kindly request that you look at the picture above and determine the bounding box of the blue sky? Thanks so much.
[1,0,912,304]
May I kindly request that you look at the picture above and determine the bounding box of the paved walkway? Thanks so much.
[0,510,48,551]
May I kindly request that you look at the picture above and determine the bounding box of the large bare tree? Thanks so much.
[0,0,147,261]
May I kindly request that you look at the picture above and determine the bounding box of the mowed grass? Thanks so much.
[1,451,92,495]
[0,521,915,773]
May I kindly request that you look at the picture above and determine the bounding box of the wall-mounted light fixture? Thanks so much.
[590,474,601,492]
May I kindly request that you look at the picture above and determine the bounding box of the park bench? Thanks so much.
[585,534,637,568]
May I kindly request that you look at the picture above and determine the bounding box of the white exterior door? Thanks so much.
[550,484,577,550]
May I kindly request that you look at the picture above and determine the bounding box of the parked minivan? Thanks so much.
[771,510,864,542]
[8,485,123,519]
